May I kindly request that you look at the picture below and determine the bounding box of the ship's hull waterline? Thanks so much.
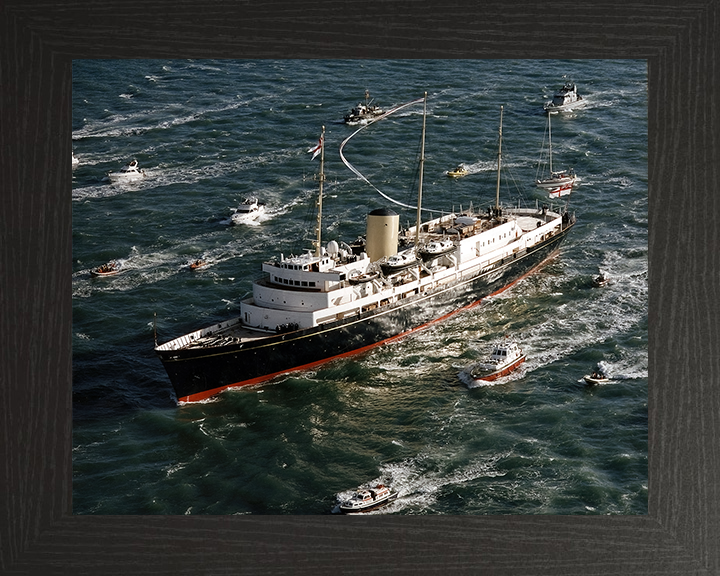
[156,219,573,403]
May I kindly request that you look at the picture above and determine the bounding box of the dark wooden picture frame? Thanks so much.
[2,1,717,573]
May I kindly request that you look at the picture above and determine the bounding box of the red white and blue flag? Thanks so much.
[308,135,323,160]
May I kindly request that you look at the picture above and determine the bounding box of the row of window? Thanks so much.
[273,276,317,288]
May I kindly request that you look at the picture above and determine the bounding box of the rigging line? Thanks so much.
[338,96,440,214]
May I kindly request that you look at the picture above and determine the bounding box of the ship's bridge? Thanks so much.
[262,249,371,293]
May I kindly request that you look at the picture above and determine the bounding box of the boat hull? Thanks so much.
[157,223,573,402]
[468,354,526,383]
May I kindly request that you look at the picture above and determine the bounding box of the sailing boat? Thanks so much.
[535,112,577,197]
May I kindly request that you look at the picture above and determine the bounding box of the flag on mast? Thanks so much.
[308,134,323,160]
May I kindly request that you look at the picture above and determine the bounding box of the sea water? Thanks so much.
[72,59,647,515]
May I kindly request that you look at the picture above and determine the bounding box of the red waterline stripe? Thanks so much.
[178,251,559,403]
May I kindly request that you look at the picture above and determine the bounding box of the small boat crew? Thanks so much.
[461,338,526,385]
[447,164,469,178]
[91,261,120,277]
[337,483,398,514]
[108,159,145,183]
[583,365,610,385]
[231,197,265,224]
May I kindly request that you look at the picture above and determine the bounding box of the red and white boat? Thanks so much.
[337,484,398,514]
[460,339,526,385]
[535,112,577,197]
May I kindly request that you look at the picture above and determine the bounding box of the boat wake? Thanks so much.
[363,451,510,513]
[72,234,256,298]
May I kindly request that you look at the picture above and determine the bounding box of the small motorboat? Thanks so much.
[419,239,455,261]
[231,197,265,224]
[447,164,469,178]
[461,339,526,385]
[108,159,145,184]
[90,261,120,277]
[543,80,585,113]
[337,484,398,514]
[72,153,79,168]
[583,366,610,385]
[189,259,208,270]
[380,249,418,275]
[343,90,384,124]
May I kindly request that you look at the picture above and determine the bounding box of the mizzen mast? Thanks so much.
[495,106,503,210]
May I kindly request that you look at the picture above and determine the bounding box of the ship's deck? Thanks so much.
[157,318,273,351]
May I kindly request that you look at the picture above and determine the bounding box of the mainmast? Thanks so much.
[495,105,503,210]
[415,92,427,246]
[314,126,326,257]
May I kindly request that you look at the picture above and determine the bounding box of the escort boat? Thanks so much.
[447,164,469,178]
[154,98,576,403]
[189,259,208,270]
[343,90,384,124]
[91,261,121,277]
[460,338,526,386]
[108,159,145,184]
[231,197,265,224]
[337,484,398,514]
[544,80,585,113]
[584,365,610,385]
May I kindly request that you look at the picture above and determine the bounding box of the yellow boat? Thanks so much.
[447,164,468,178]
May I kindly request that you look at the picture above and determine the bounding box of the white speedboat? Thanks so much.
[337,484,398,514]
[535,112,578,197]
[343,90,384,124]
[72,153,79,168]
[231,197,265,224]
[543,80,585,113]
[461,339,526,385]
[108,159,145,183]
